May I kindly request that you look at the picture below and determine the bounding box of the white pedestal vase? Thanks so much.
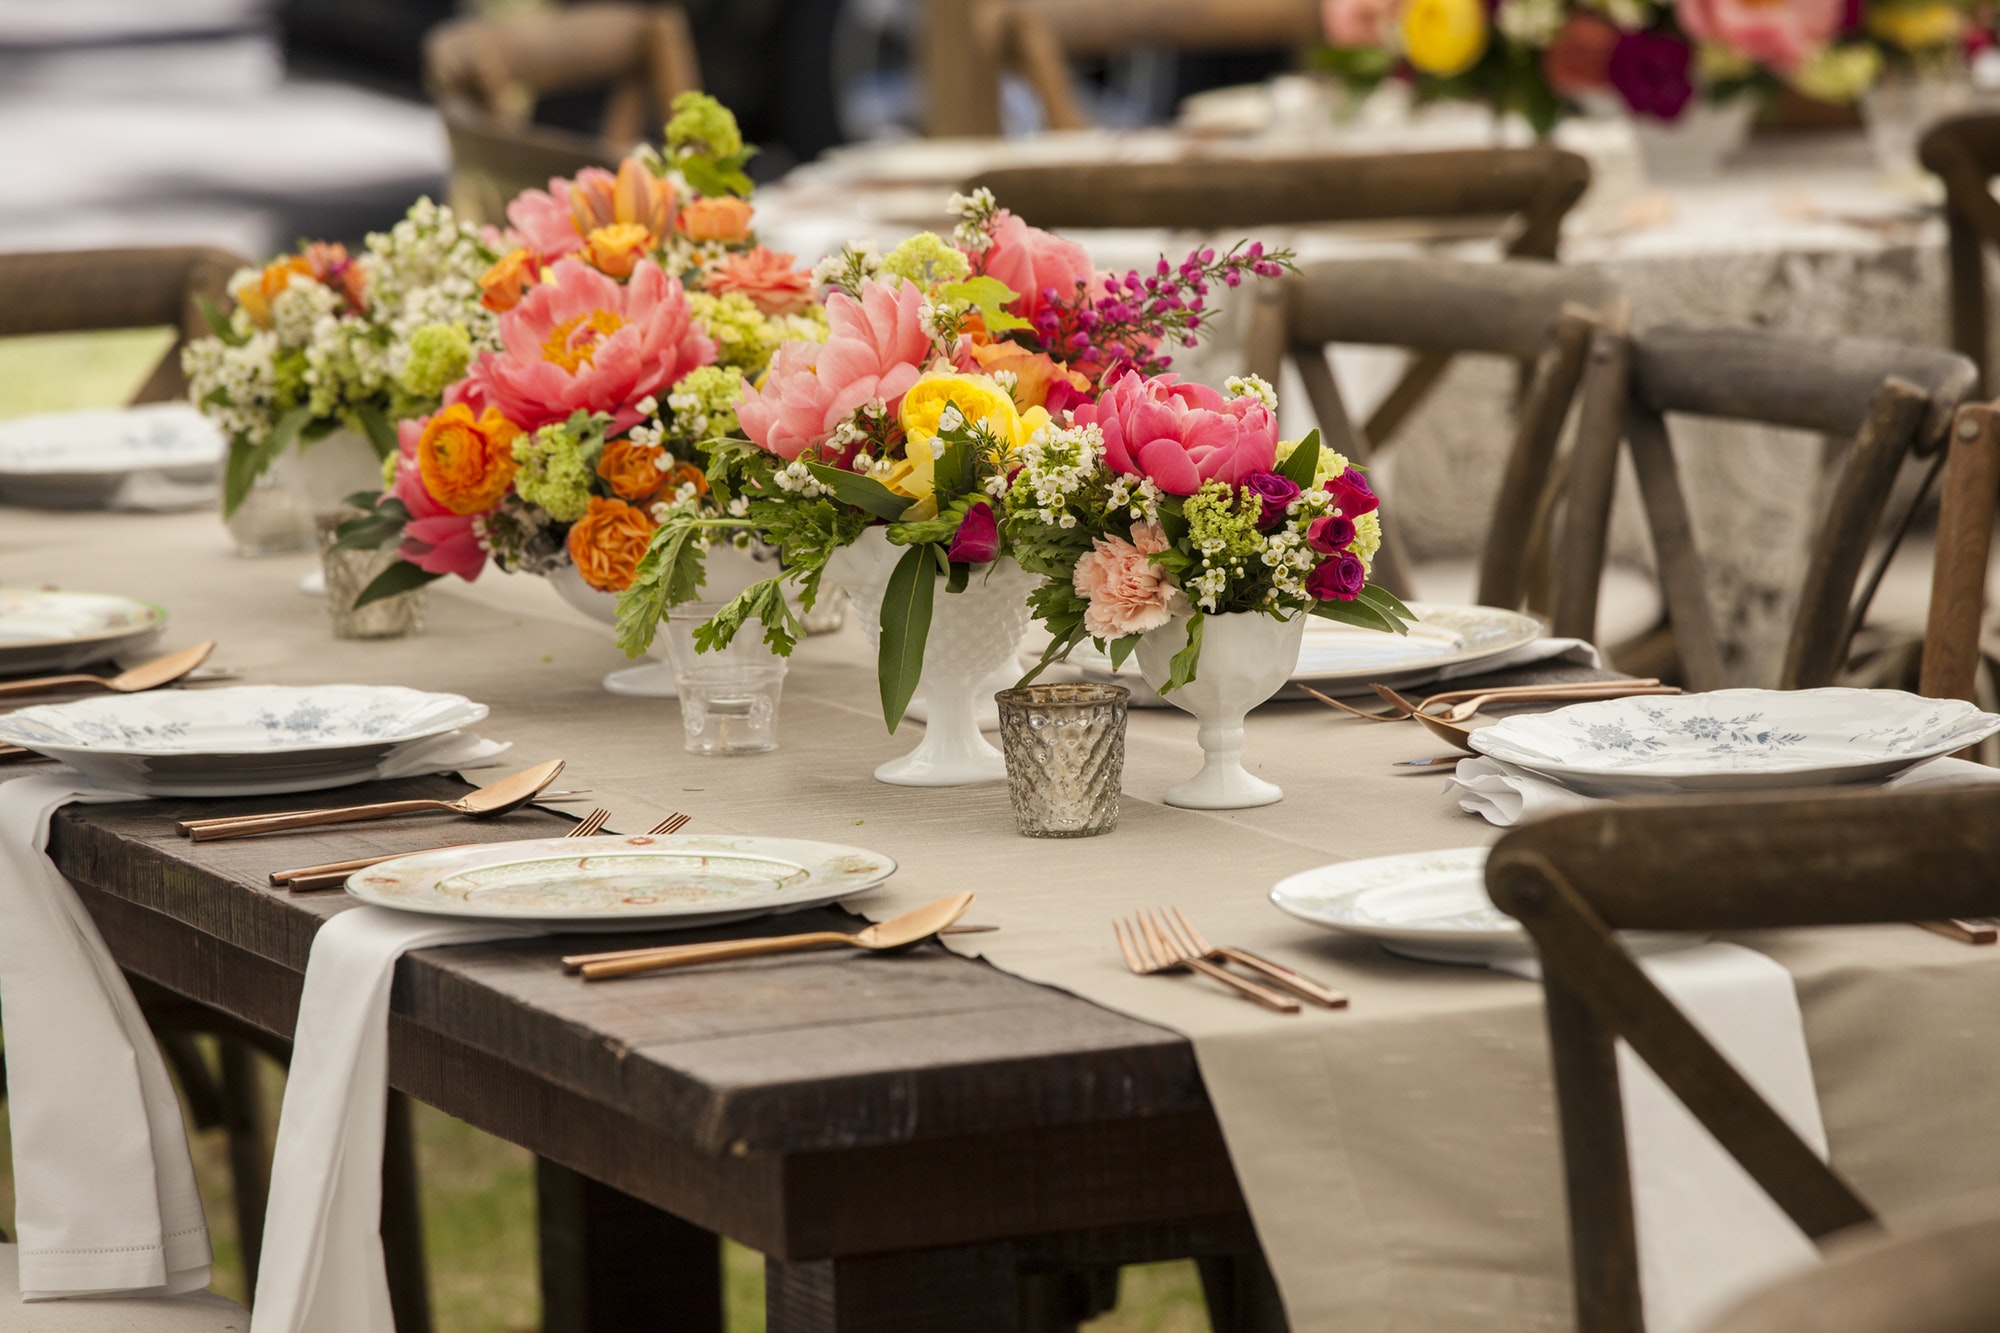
[825,527,1036,786]
[223,428,386,585]
[1136,609,1307,810]
[1628,97,1755,183]
[549,543,770,696]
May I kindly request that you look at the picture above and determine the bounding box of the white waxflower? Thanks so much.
[1224,373,1279,411]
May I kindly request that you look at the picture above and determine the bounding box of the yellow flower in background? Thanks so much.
[1867,1,1962,50]
[1402,0,1489,77]
[1792,43,1882,102]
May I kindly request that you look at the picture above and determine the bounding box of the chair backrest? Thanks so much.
[1699,1209,2000,1333]
[1918,113,2000,392]
[424,3,699,225]
[1556,326,1982,695]
[1242,257,1624,612]
[0,248,245,405]
[1486,787,2000,1333]
[970,0,1321,132]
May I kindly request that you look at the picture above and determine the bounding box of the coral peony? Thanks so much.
[978,211,1094,324]
[391,416,488,581]
[1075,371,1278,496]
[465,259,715,433]
[704,246,813,316]
[1544,13,1621,95]
[678,196,754,243]
[733,341,835,462]
[417,402,520,515]
[737,279,929,460]
[479,248,542,313]
[566,495,657,592]
[1073,520,1185,639]
[507,159,675,263]
[1674,0,1841,75]
[598,437,669,503]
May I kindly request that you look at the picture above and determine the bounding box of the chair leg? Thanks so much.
[216,1037,270,1292]
[1196,1249,1291,1333]
[381,1089,435,1333]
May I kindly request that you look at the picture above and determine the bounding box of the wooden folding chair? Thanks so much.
[424,2,701,225]
[1919,113,2000,392]
[1486,786,2000,1333]
[1242,257,1625,612]
[0,248,241,405]
[1556,328,1986,696]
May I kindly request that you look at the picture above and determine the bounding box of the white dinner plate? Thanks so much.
[346,833,898,927]
[0,684,489,796]
[0,588,167,674]
[0,403,225,508]
[1065,602,1544,696]
[1468,687,2000,795]
[1271,847,1687,965]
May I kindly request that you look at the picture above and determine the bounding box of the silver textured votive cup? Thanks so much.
[315,514,427,640]
[995,682,1129,838]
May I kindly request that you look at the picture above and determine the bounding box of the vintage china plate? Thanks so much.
[1271,847,1686,965]
[346,834,898,926]
[1066,602,1544,696]
[1468,687,2000,795]
[0,403,225,508]
[0,588,167,674]
[0,685,489,796]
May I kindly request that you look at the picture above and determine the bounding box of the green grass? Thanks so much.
[0,327,1215,1329]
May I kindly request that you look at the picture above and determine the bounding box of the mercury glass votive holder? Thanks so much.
[315,514,426,640]
[995,682,1129,838]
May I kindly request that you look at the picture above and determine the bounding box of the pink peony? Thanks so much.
[737,279,930,460]
[506,188,587,262]
[1322,0,1397,46]
[504,161,677,262]
[1073,520,1185,640]
[1674,0,1841,74]
[979,210,1094,324]
[463,259,714,434]
[391,415,487,581]
[1075,371,1278,496]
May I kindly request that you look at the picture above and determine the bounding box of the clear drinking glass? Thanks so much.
[995,682,1129,837]
[663,603,788,755]
[315,514,426,640]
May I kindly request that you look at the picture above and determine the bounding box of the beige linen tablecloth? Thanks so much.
[12,508,2000,1332]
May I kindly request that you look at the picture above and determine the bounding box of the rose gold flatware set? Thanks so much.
[1116,906,1346,1013]
[0,642,219,700]
[175,759,566,842]
[1306,678,1683,752]
[269,809,692,892]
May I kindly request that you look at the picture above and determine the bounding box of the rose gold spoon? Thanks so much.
[0,642,217,699]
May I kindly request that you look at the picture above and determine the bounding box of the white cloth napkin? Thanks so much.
[249,908,540,1333]
[1497,944,1827,1333]
[0,774,212,1300]
[1450,753,2000,826]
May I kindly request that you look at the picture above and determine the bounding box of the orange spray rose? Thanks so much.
[417,403,522,515]
[480,248,543,313]
[677,196,754,243]
[582,223,655,279]
[566,496,658,592]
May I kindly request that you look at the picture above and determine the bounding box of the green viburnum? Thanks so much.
[1184,480,1262,567]
[667,364,746,441]
[511,419,597,521]
[666,91,743,161]
[396,322,472,399]
[881,232,970,290]
[688,292,779,373]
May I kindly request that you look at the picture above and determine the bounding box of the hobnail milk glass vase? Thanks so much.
[1136,609,1307,809]
[825,527,1036,786]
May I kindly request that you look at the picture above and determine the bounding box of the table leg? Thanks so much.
[1197,1248,1292,1333]
[765,1245,1021,1332]
[382,1089,435,1333]
[537,1158,722,1333]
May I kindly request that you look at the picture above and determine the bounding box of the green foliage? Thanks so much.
[350,559,442,609]
[328,496,410,554]
[222,404,312,516]
[803,463,909,520]
[1161,613,1205,694]
[1276,427,1323,490]
[877,543,938,731]
[195,295,247,347]
[616,509,715,656]
[937,276,1031,333]
[694,577,802,656]
[666,92,757,198]
[353,402,399,461]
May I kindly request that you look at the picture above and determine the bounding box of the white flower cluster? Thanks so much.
[182,331,279,444]
[811,240,882,297]
[1223,373,1278,412]
[270,278,341,347]
[303,315,390,419]
[773,459,831,496]
[1009,421,1102,523]
[363,197,500,381]
[1497,0,1566,45]
[946,187,999,254]
[1103,473,1165,524]
[917,297,968,345]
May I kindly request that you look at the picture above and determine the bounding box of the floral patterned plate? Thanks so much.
[0,404,224,508]
[345,834,898,926]
[1469,688,2000,795]
[1271,847,1687,965]
[0,685,489,795]
[0,588,167,674]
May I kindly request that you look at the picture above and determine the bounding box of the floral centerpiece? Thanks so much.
[614,189,1303,758]
[326,94,826,611]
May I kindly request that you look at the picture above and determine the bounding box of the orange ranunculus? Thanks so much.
[965,339,1091,412]
[597,437,669,502]
[703,245,812,316]
[566,495,657,591]
[417,403,522,515]
[677,196,754,243]
[480,248,543,313]
[662,460,708,497]
[582,223,655,279]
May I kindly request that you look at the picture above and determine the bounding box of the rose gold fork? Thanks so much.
[1166,907,1347,1008]
[274,805,619,892]
[1114,909,1298,1013]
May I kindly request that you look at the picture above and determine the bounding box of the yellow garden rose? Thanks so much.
[1867,1,1962,50]
[884,371,1050,518]
[1402,0,1489,77]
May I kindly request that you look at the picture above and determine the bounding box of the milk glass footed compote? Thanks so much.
[1136,609,1306,809]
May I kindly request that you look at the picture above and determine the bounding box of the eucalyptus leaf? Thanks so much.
[877,543,938,731]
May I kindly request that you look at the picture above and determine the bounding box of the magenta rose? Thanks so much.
[1325,466,1378,517]
[1306,513,1356,555]
[979,210,1095,324]
[947,501,1000,564]
[1243,471,1300,529]
[1608,30,1695,120]
[1076,370,1279,496]
[1306,552,1367,602]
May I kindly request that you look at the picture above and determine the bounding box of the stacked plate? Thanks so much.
[347,834,897,930]
[0,403,224,509]
[0,589,166,674]
[0,684,489,796]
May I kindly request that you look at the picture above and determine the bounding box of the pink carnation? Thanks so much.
[1073,520,1185,640]
[737,279,929,459]
[1074,370,1278,496]
[1674,0,1840,74]
[391,415,487,582]
[979,210,1094,324]
[462,259,714,434]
